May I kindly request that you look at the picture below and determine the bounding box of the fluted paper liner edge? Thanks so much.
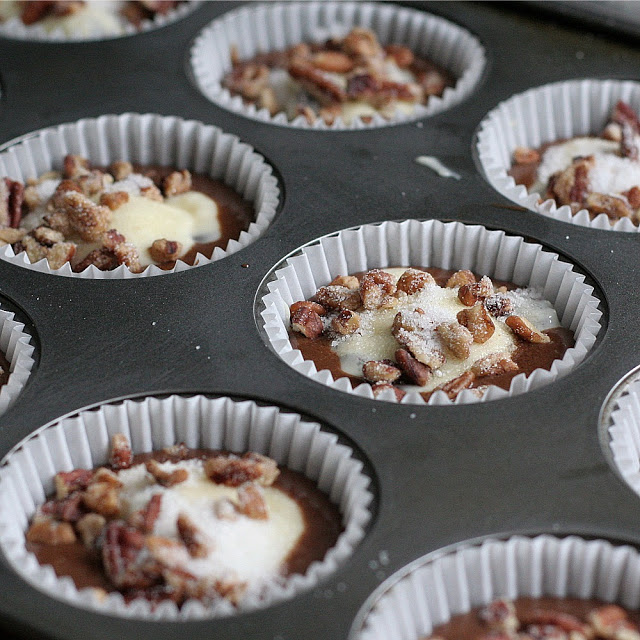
[477,79,640,232]
[190,1,486,130]
[0,395,372,619]
[259,220,602,405]
[0,113,279,278]
[350,535,640,640]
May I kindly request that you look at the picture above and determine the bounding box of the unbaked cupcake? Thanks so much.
[350,535,640,640]
[477,79,640,231]
[190,2,485,129]
[0,395,372,618]
[259,220,602,405]
[0,113,280,278]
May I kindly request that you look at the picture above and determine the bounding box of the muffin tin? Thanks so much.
[1,1,640,639]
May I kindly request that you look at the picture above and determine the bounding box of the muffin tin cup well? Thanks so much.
[0,394,373,619]
[0,113,280,278]
[258,219,602,405]
[0,1,201,42]
[476,79,640,232]
[189,1,486,130]
[350,534,640,640]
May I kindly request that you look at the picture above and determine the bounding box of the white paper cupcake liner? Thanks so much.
[477,79,640,232]
[0,113,280,278]
[0,394,372,619]
[0,307,36,416]
[189,2,486,130]
[259,220,602,405]
[0,1,200,42]
[351,534,640,640]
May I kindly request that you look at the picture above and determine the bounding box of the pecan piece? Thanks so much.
[396,268,434,295]
[109,160,133,181]
[43,210,72,236]
[314,285,361,311]
[550,156,595,206]
[371,381,406,401]
[83,482,120,518]
[204,452,279,487]
[100,191,130,211]
[435,371,476,399]
[311,51,354,73]
[602,122,623,142]
[129,493,162,534]
[291,305,324,339]
[19,233,76,270]
[621,121,639,160]
[360,269,396,310]
[457,303,495,344]
[76,513,107,548]
[329,275,359,290]
[625,186,640,210]
[109,433,133,470]
[0,228,25,246]
[484,294,513,318]
[257,87,280,116]
[436,322,473,359]
[584,192,632,220]
[446,269,477,289]
[236,483,269,520]
[385,44,414,68]
[223,63,270,100]
[342,27,383,58]
[145,459,189,487]
[77,170,111,197]
[395,348,432,386]
[163,170,192,197]
[458,276,493,306]
[26,516,76,544]
[505,315,551,343]
[58,191,111,242]
[92,467,123,487]
[0,178,25,228]
[471,352,518,377]
[140,183,163,201]
[149,238,183,263]
[63,154,90,178]
[392,309,446,369]
[288,60,347,105]
[177,513,209,557]
[290,300,326,316]
[332,308,360,335]
[73,247,120,272]
[612,100,640,134]
[362,360,402,383]
[588,604,639,639]
[54,468,94,499]
[103,229,143,273]
[513,146,541,164]
[41,493,84,523]
[522,610,592,637]
[478,599,519,633]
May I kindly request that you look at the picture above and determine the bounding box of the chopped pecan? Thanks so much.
[0,178,24,228]
[478,599,519,633]
[435,371,476,399]
[362,359,402,383]
[103,229,143,273]
[513,147,541,164]
[505,315,551,343]
[149,238,182,263]
[92,467,122,488]
[100,191,130,211]
[204,452,279,487]
[524,624,568,639]
[588,604,639,639]
[32,226,65,247]
[550,156,594,206]
[54,468,94,499]
[371,381,406,401]
[129,493,162,534]
[20,1,56,24]
[612,100,640,134]
[415,67,448,97]
[314,285,361,311]
[213,579,248,606]
[625,186,640,209]
[288,60,346,105]
[602,122,623,142]
[163,170,192,197]
[297,105,317,125]
[484,294,513,318]
[290,300,327,316]
[83,482,121,518]
[446,269,477,288]
[23,184,41,211]
[76,513,107,548]
[257,87,280,115]
[319,104,343,126]
[312,51,354,73]
[392,309,446,369]
[385,44,414,68]
[457,303,495,343]
[584,192,632,220]
[26,515,76,544]
[63,154,90,179]
[360,269,396,310]
[291,305,324,339]
[41,492,84,523]
[332,308,361,335]
[162,443,190,459]
[342,27,383,58]
[109,433,133,470]
[329,275,359,290]
[621,121,639,160]
[223,63,270,100]
[73,248,119,272]
[0,228,25,246]
[49,179,82,210]
[521,610,592,637]
[19,233,76,270]
[471,352,518,377]
[177,513,209,557]
[58,191,111,242]
[396,268,434,295]
[43,210,72,236]
[145,459,189,487]
[140,183,163,201]
[109,160,133,181]
[436,322,473,359]
[77,170,111,197]
[236,483,269,520]
[395,348,432,386]
[458,276,493,306]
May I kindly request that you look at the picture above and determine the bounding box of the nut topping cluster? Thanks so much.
[25,434,281,606]
[511,100,640,224]
[425,598,640,640]
[223,27,453,125]
[2,154,194,272]
[289,267,554,401]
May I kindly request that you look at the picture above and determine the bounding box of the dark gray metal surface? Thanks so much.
[0,2,638,639]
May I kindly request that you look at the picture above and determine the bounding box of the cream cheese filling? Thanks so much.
[331,268,561,392]
[117,460,305,585]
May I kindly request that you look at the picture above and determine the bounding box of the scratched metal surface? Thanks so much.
[0,2,638,639]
